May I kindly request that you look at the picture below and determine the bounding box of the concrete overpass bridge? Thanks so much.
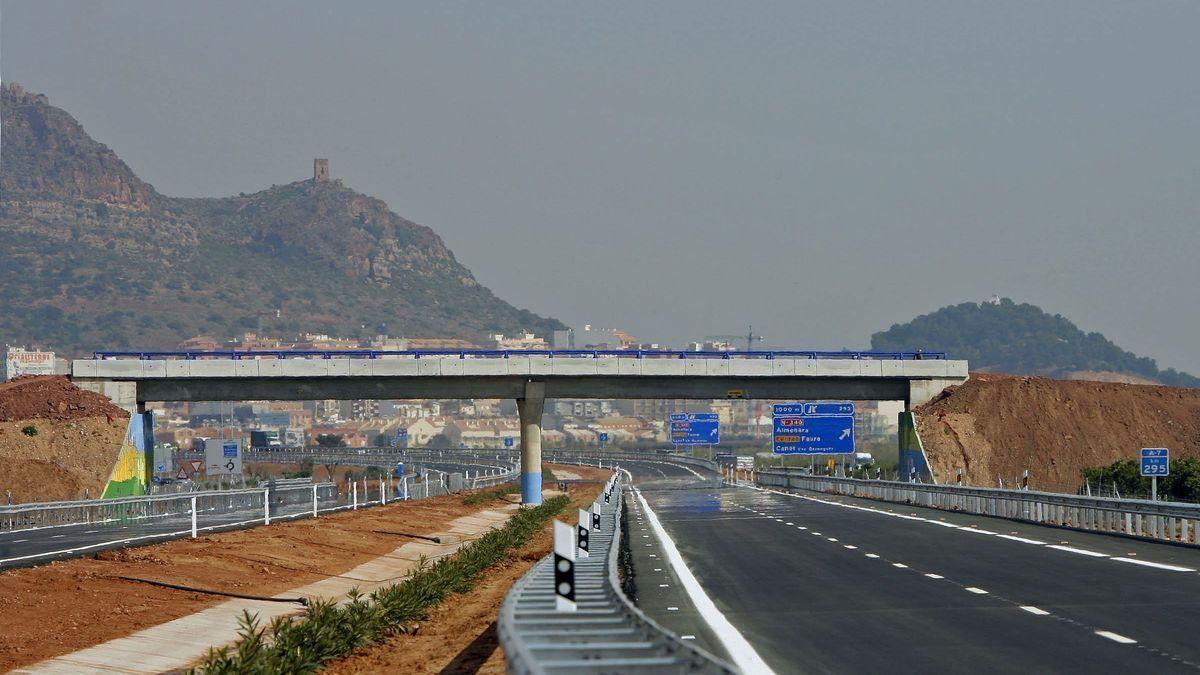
[72,349,967,504]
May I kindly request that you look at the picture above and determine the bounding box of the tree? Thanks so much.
[316,433,346,448]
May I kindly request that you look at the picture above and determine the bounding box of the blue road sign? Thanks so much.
[773,402,855,416]
[395,462,405,478]
[599,432,609,443]
[223,442,238,458]
[669,413,720,445]
[1140,448,1169,477]
[773,414,855,455]
[504,436,514,448]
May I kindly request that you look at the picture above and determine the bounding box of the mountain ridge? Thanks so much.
[871,298,1199,387]
[0,83,563,355]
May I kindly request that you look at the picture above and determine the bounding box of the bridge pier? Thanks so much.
[907,377,964,409]
[517,381,545,505]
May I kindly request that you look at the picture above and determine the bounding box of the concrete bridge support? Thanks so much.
[517,381,545,505]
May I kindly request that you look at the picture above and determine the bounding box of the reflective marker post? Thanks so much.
[553,520,577,612]
[577,508,590,558]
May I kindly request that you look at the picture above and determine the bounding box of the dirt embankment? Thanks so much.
[0,463,609,672]
[916,373,1200,492]
[0,376,129,503]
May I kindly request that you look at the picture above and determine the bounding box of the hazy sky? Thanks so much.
[3,1,1198,372]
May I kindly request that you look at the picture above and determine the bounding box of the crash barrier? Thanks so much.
[758,469,1200,546]
[499,473,733,674]
[0,482,335,534]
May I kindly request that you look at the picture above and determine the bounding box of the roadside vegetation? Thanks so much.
[1081,458,1200,502]
[195,494,570,673]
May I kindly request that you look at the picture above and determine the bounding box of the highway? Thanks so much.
[621,460,1200,674]
[0,458,511,571]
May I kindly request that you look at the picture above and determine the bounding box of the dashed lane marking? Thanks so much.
[1021,606,1050,616]
[1095,631,1138,645]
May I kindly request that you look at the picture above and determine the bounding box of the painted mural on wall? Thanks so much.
[102,412,151,497]
[898,411,935,483]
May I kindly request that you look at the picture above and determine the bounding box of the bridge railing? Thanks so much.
[758,469,1200,546]
[91,348,948,361]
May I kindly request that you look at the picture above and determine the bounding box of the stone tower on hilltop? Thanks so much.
[314,158,330,182]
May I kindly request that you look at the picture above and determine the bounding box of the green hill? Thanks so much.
[0,83,562,354]
[871,298,1198,387]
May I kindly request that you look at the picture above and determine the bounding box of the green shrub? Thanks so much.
[21,425,37,437]
[195,494,569,673]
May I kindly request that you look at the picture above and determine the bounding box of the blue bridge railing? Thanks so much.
[90,349,947,361]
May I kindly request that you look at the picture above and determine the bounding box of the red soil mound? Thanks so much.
[0,375,128,423]
[915,373,1200,492]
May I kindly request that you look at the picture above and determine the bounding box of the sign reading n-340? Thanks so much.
[773,415,854,454]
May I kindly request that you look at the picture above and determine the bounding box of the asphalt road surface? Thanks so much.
[621,460,1200,674]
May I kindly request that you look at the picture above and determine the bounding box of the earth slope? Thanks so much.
[915,373,1200,493]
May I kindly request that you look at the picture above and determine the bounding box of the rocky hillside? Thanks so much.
[915,374,1200,492]
[0,83,562,354]
[872,298,1199,387]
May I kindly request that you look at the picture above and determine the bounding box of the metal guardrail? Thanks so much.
[92,349,948,361]
[0,482,337,534]
[758,469,1200,545]
[500,476,733,674]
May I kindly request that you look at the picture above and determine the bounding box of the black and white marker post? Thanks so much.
[591,501,601,531]
[553,520,577,612]
[576,508,590,558]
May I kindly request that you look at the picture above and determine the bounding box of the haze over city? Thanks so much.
[3,0,1197,371]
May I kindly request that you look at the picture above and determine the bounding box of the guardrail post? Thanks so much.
[353,481,358,510]
[312,484,319,516]
[191,496,198,538]
[264,488,271,525]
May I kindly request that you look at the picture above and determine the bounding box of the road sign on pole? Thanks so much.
[205,438,243,475]
[1141,448,1169,501]
[669,413,720,445]
[772,403,855,455]
[598,432,609,443]
[504,436,514,448]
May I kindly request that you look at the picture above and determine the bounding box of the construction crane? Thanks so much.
[703,325,764,353]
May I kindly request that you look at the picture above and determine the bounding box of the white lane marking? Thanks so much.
[84,530,100,534]
[668,606,680,611]
[965,587,988,594]
[844,545,857,550]
[827,537,839,542]
[51,535,65,539]
[785,522,794,525]
[798,526,807,530]
[865,553,880,558]
[997,534,1046,545]
[659,584,670,587]
[812,532,822,536]
[632,487,776,675]
[1047,545,1108,558]
[1021,606,1050,616]
[681,635,696,640]
[1110,558,1196,572]
[892,563,908,569]
[924,573,944,579]
[748,486,1194,573]
[654,568,663,572]
[12,539,27,543]
[1095,630,1137,644]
